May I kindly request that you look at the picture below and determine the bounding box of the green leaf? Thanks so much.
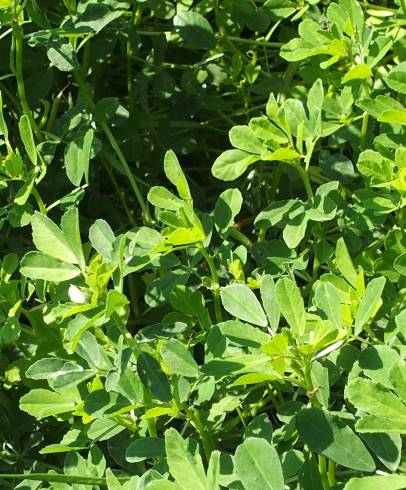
[26,358,94,389]
[137,352,171,402]
[206,450,221,490]
[64,129,94,186]
[283,99,309,137]
[60,207,85,270]
[229,125,264,154]
[245,414,273,444]
[311,361,330,407]
[307,78,324,137]
[75,1,127,33]
[31,212,78,264]
[275,278,306,337]
[18,115,37,166]
[0,91,8,138]
[235,437,284,490]
[160,339,199,378]
[212,149,259,181]
[163,150,191,201]
[214,188,243,234]
[220,284,267,326]
[358,345,399,386]
[145,269,190,307]
[354,277,385,335]
[347,378,406,432]
[126,437,165,462]
[89,219,115,261]
[106,468,122,490]
[219,320,272,348]
[314,282,341,330]
[282,211,308,248]
[0,0,12,9]
[20,251,81,281]
[164,428,207,490]
[20,389,75,419]
[361,433,401,473]
[378,109,406,124]
[296,407,375,472]
[357,95,405,119]
[356,415,406,433]
[173,12,215,50]
[249,117,288,144]
[390,361,406,404]
[148,186,184,211]
[147,481,180,490]
[335,238,357,288]
[260,275,280,330]
[342,64,372,84]
[265,147,302,162]
[255,200,300,229]
[386,62,406,94]
[344,475,406,490]
[47,35,79,72]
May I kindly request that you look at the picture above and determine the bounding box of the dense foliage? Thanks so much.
[0,0,406,488]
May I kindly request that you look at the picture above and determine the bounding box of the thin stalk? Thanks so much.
[100,155,136,225]
[270,163,284,201]
[398,206,404,239]
[228,227,253,248]
[360,81,370,148]
[12,23,41,138]
[328,460,336,487]
[226,36,283,48]
[360,112,369,147]
[31,187,46,214]
[114,315,158,438]
[100,121,152,224]
[186,408,214,462]
[294,163,313,199]
[199,243,222,323]
[302,355,331,489]
[318,455,330,490]
[142,387,157,438]
[73,70,151,224]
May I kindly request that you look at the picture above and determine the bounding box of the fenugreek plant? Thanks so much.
[0,0,405,489]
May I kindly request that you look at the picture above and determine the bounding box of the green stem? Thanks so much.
[270,163,284,201]
[142,387,157,438]
[100,122,152,224]
[72,70,151,223]
[12,22,41,138]
[360,112,369,148]
[302,356,330,489]
[228,227,253,248]
[360,81,370,148]
[294,163,313,199]
[226,35,283,48]
[31,187,46,214]
[46,89,64,132]
[318,455,330,490]
[100,154,136,225]
[257,228,266,242]
[199,243,222,323]
[328,460,336,487]
[187,408,214,462]
[398,206,404,239]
